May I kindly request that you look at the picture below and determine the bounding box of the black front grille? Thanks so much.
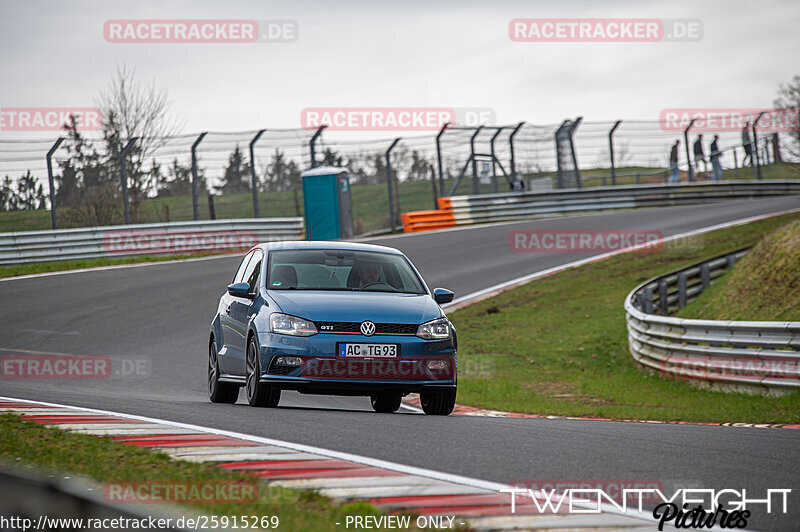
[268,360,298,375]
[316,322,418,335]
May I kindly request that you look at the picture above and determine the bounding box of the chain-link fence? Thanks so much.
[0,118,796,235]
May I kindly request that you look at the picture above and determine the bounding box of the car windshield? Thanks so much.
[267,249,426,294]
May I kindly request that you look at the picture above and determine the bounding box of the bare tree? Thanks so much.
[97,65,184,220]
[773,74,800,165]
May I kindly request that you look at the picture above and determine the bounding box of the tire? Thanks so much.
[246,338,281,408]
[420,388,456,416]
[370,393,402,413]
[208,340,239,404]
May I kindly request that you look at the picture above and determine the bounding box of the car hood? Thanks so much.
[267,290,443,324]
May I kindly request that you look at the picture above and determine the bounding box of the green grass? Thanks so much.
[449,211,800,423]
[0,413,415,531]
[677,219,800,321]
[2,163,797,234]
[0,253,227,279]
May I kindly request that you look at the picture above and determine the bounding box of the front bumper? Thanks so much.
[257,331,457,396]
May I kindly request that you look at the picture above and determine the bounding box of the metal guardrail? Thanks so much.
[445,180,800,225]
[624,248,800,394]
[401,180,800,232]
[0,218,304,266]
[0,467,189,531]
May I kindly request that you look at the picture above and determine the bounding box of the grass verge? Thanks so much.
[0,253,228,279]
[677,219,800,321]
[449,211,800,423]
[0,413,410,531]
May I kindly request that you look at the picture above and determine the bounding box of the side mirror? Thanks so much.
[433,288,454,304]
[227,282,253,299]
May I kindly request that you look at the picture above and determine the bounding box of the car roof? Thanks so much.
[256,240,404,255]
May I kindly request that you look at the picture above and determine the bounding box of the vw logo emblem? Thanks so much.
[360,321,376,336]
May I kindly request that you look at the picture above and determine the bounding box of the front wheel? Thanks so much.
[420,388,456,416]
[370,393,402,413]
[246,339,281,407]
[208,340,239,404]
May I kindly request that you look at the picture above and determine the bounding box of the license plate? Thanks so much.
[338,343,398,358]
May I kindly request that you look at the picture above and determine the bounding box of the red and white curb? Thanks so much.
[1,397,666,531]
[402,396,800,430]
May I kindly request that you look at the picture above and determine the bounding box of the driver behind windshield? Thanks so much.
[352,261,381,288]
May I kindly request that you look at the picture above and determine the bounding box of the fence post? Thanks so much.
[309,125,326,169]
[509,121,525,183]
[435,122,449,199]
[608,120,622,186]
[678,273,687,309]
[490,128,503,193]
[733,149,739,176]
[385,138,401,232]
[658,280,668,314]
[683,118,696,182]
[700,263,710,289]
[248,129,266,218]
[752,112,765,180]
[470,126,484,195]
[119,137,139,225]
[191,132,207,221]
[569,117,583,188]
[45,137,64,230]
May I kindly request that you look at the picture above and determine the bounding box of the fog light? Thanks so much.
[275,356,303,366]
[426,360,449,370]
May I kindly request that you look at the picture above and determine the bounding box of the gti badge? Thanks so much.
[360,321,376,336]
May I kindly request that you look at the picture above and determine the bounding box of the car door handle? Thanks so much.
[226,304,232,314]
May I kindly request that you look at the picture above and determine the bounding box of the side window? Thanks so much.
[243,251,263,294]
[233,251,254,284]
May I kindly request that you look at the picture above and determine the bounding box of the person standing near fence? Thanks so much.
[710,135,722,182]
[693,134,707,178]
[668,139,680,184]
[742,122,753,166]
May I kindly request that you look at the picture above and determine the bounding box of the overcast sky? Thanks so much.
[1,0,797,138]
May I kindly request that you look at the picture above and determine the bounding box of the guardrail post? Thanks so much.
[752,111,765,180]
[726,255,736,269]
[608,120,622,186]
[733,149,739,176]
[569,117,582,188]
[470,126,484,194]
[190,132,207,221]
[386,138,401,232]
[700,263,710,289]
[309,125,326,169]
[642,286,654,314]
[677,273,687,309]
[509,121,524,183]
[249,129,266,218]
[683,119,696,182]
[490,128,503,193]
[658,281,668,314]
[435,122,449,199]
[45,137,64,230]
[120,137,139,225]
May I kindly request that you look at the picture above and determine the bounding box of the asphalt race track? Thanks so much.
[2,197,799,530]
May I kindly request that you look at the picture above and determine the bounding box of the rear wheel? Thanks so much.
[208,340,239,404]
[246,339,281,407]
[370,393,402,413]
[420,388,456,416]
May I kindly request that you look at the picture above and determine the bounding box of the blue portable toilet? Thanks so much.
[301,166,354,241]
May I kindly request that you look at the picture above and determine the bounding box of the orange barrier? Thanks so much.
[400,197,455,233]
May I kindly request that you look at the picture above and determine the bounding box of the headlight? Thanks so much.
[416,318,451,340]
[269,313,317,336]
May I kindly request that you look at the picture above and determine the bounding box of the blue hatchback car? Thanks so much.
[208,241,457,415]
